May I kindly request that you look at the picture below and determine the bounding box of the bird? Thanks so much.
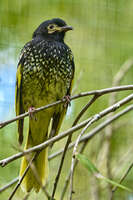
[15,18,75,192]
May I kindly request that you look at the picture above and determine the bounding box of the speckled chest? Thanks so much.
[21,40,74,104]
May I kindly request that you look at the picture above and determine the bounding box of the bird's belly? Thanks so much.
[22,74,67,111]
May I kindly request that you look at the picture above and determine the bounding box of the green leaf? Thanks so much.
[102,176,132,192]
[76,153,132,193]
[76,153,99,174]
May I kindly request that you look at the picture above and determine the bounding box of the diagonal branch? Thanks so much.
[51,95,97,198]
[0,85,133,129]
[0,85,133,199]
[8,149,51,200]
[69,94,133,199]
[50,85,133,198]
[0,94,132,169]
[0,105,133,195]
[0,177,19,193]
[72,94,98,125]
[0,117,92,167]
[111,162,133,199]
[8,153,38,200]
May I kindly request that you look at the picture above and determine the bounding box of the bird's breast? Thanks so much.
[21,41,73,109]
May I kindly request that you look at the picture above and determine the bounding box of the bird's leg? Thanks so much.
[63,95,71,108]
[28,107,37,120]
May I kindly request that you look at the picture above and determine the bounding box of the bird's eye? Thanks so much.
[49,25,55,29]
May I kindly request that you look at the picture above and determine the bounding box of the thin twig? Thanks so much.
[25,151,51,199]
[1,105,133,195]
[49,105,133,161]
[111,162,133,199]
[0,117,91,167]
[8,153,37,200]
[112,147,133,177]
[0,177,19,193]
[0,85,133,199]
[51,85,132,198]
[72,94,98,125]
[8,150,51,200]
[69,117,96,199]
[0,85,133,129]
[0,94,132,168]
[68,94,133,199]
[51,95,96,198]
[61,138,88,200]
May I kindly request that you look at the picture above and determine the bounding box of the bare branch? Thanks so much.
[0,117,92,167]
[0,85,133,199]
[51,95,96,198]
[0,85,133,129]
[50,85,133,198]
[49,104,133,162]
[73,95,98,125]
[61,137,89,200]
[1,105,133,195]
[0,94,132,169]
[69,94,133,199]
[69,122,91,199]
[8,153,37,200]
[0,177,18,193]
[111,162,133,199]
[8,149,50,200]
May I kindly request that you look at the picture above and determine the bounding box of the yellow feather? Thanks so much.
[15,64,24,144]
[15,64,22,116]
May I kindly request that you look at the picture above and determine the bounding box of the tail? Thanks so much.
[19,117,49,192]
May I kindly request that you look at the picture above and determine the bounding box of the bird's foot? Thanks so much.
[28,107,37,120]
[63,95,71,108]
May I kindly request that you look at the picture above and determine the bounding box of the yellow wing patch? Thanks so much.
[15,63,24,144]
[15,64,22,115]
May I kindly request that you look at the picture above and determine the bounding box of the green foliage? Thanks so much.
[76,153,99,174]
[76,153,132,193]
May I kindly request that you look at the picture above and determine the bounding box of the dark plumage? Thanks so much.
[15,18,75,192]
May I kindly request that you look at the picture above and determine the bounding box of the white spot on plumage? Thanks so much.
[31,57,34,61]
[33,66,37,73]
[60,60,63,64]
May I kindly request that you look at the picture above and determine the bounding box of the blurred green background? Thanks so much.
[0,0,133,199]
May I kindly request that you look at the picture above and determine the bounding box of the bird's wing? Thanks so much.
[15,56,25,144]
[50,59,75,139]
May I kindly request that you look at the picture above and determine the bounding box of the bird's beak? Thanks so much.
[60,26,73,32]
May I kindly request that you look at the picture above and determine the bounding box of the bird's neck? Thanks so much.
[33,33,65,43]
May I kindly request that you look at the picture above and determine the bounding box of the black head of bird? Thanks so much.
[32,18,73,42]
